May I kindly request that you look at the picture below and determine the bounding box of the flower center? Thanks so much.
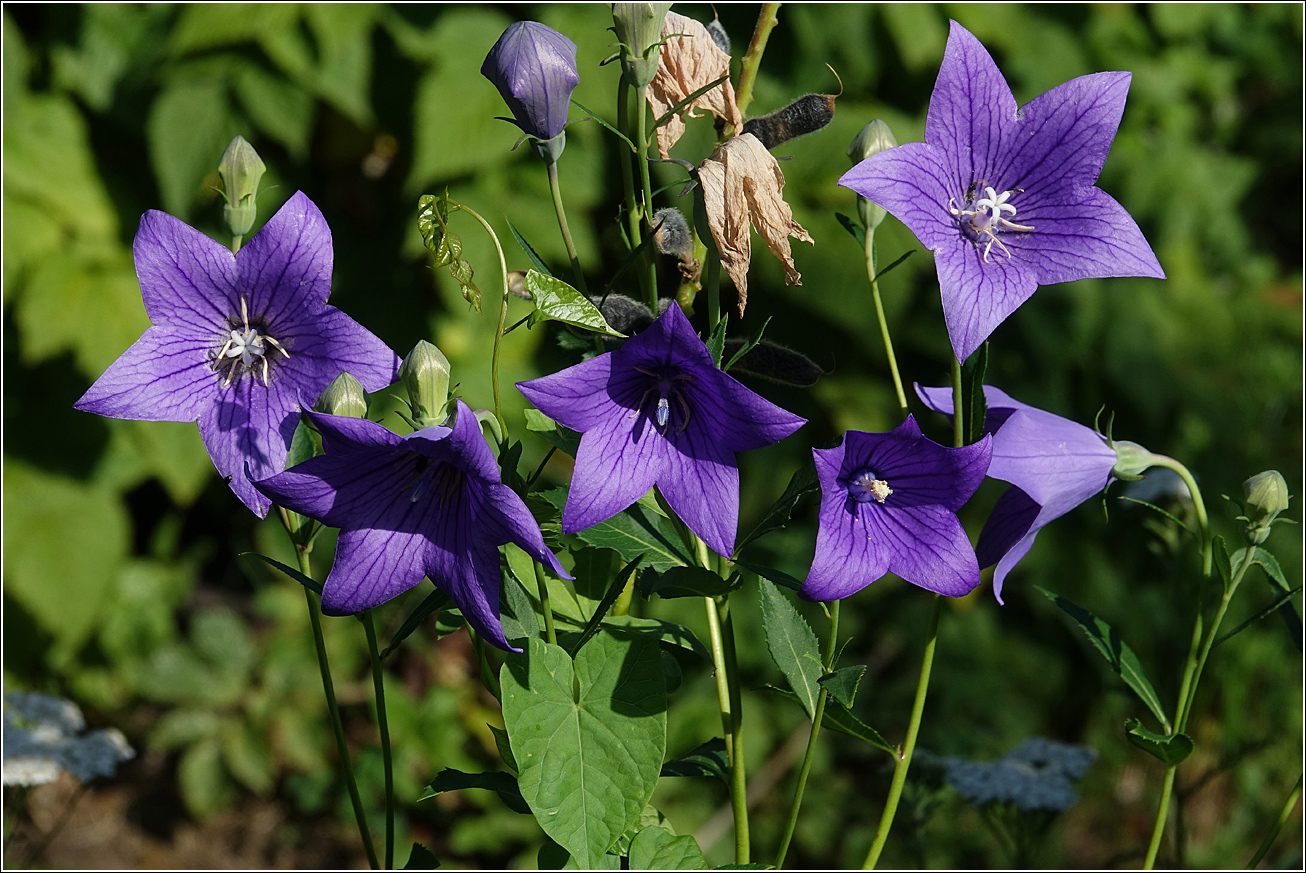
[213,295,290,387]
[849,469,892,504]
[407,458,466,506]
[949,184,1035,264]
[631,364,696,435]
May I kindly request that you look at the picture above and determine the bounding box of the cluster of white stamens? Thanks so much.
[214,296,290,386]
[631,365,696,435]
[948,185,1035,264]
[850,470,893,505]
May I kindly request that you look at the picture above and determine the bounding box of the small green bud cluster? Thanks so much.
[217,136,266,241]
[399,340,453,428]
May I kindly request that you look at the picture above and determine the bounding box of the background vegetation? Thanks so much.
[4,3,1301,868]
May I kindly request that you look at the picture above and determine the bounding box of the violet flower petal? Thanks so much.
[871,503,981,597]
[481,21,579,141]
[72,326,214,422]
[976,486,1041,604]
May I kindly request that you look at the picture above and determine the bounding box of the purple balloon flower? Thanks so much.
[840,21,1164,362]
[916,384,1121,603]
[482,21,579,144]
[254,401,568,651]
[516,304,806,559]
[801,417,992,602]
[74,192,400,517]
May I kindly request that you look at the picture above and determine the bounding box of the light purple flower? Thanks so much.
[482,21,579,143]
[516,304,805,559]
[74,192,400,517]
[801,417,992,601]
[254,400,567,651]
[916,384,1120,603]
[840,21,1164,362]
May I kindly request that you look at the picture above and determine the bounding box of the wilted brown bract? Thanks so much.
[697,133,813,314]
[647,12,743,159]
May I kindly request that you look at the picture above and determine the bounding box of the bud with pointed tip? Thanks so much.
[848,120,897,231]
[399,340,452,428]
[612,3,673,87]
[1241,470,1291,545]
[481,21,580,164]
[314,372,369,419]
[218,135,266,238]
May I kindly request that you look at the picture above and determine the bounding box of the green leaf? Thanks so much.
[381,588,452,660]
[818,666,866,709]
[525,409,583,457]
[1124,719,1194,766]
[502,634,667,866]
[1038,588,1170,732]
[724,317,772,372]
[1213,585,1303,649]
[735,460,819,553]
[489,723,519,774]
[660,738,729,783]
[569,97,636,152]
[835,212,865,246]
[147,74,242,217]
[706,314,728,368]
[640,566,741,599]
[403,843,441,869]
[420,768,529,814]
[960,342,988,445]
[734,560,803,592]
[1115,496,1195,536]
[628,827,708,870]
[767,686,895,755]
[1250,546,1290,589]
[569,556,644,657]
[538,489,694,572]
[868,250,915,284]
[239,551,323,595]
[1249,546,1302,650]
[450,258,480,312]
[758,578,823,719]
[506,219,554,277]
[1213,534,1232,586]
[178,737,237,819]
[221,718,274,794]
[417,194,461,268]
[600,616,712,663]
[501,566,541,643]
[232,64,314,158]
[525,270,624,337]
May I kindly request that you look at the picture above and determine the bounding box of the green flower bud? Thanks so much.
[399,340,451,427]
[218,135,266,239]
[313,372,368,419]
[612,3,673,87]
[1242,470,1291,545]
[848,120,897,232]
[1109,440,1158,479]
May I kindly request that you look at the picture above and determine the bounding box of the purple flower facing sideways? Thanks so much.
[801,417,992,602]
[254,401,568,652]
[74,192,400,516]
[916,384,1120,603]
[840,21,1164,362]
[517,304,805,559]
[482,21,580,143]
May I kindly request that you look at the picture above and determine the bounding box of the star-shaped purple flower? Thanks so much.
[840,21,1164,362]
[801,417,992,602]
[74,192,400,517]
[254,400,568,651]
[516,304,806,559]
[916,384,1120,603]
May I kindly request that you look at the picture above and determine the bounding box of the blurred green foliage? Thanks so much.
[3,3,1300,869]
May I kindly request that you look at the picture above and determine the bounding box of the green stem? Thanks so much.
[863,595,943,870]
[1247,774,1303,868]
[864,226,908,417]
[470,630,503,701]
[534,563,557,646]
[950,357,964,448]
[447,201,510,438]
[774,601,840,868]
[1141,455,1212,577]
[618,76,652,308]
[635,83,659,303]
[719,596,750,865]
[297,549,379,870]
[546,161,588,295]
[362,611,394,870]
[735,4,782,118]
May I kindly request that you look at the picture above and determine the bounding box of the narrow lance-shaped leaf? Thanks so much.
[758,577,823,718]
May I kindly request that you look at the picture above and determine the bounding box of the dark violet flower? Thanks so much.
[74,192,400,517]
[916,384,1120,603]
[801,417,992,602]
[482,21,579,153]
[840,21,1164,362]
[516,304,805,559]
[254,401,567,652]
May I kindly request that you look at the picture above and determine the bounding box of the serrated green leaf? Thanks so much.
[735,460,819,554]
[381,587,452,660]
[1039,588,1170,731]
[766,686,894,755]
[538,489,693,571]
[628,827,708,870]
[403,842,441,869]
[660,738,729,783]
[501,563,541,642]
[450,258,480,311]
[706,314,728,368]
[818,665,865,709]
[758,578,823,719]
[502,635,666,867]
[1124,718,1193,766]
[417,194,461,267]
[1249,546,1302,650]
[419,768,530,814]
[525,270,623,337]
[640,566,740,599]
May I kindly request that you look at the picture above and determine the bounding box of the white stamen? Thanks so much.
[949,185,1034,263]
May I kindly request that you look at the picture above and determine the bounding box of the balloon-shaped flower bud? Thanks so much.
[399,340,452,428]
[612,3,673,87]
[481,21,579,164]
[847,120,897,231]
[314,372,369,419]
[1241,470,1291,545]
[218,135,266,239]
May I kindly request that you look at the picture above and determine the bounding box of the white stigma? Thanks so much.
[949,185,1035,263]
[226,327,266,367]
[850,470,893,504]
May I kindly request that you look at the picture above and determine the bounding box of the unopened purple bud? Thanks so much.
[482,21,579,158]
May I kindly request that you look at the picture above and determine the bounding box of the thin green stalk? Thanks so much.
[950,357,964,448]
[635,83,659,302]
[1141,455,1213,577]
[1144,610,1204,868]
[719,596,750,865]
[863,594,943,870]
[774,601,841,867]
[447,201,510,437]
[703,593,734,758]
[705,248,722,336]
[546,161,588,295]
[618,76,652,308]
[534,563,557,646]
[470,630,503,701]
[297,549,379,870]
[1247,774,1302,868]
[864,226,908,416]
[735,4,782,118]
[362,611,394,870]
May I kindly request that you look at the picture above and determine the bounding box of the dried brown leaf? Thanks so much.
[647,12,744,159]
